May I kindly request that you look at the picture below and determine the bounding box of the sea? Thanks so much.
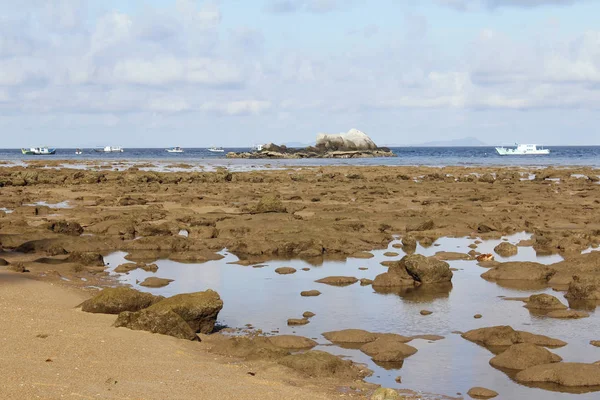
[1,146,599,169]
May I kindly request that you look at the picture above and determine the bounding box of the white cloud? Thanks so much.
[200,100,273,115]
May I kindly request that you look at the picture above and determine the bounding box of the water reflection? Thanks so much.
[103,233,599,400]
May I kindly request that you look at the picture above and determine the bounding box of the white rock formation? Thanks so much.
[315,129,378,151]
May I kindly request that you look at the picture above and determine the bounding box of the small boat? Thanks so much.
[75,148,82,155]
[208,147,225,153]
[166,146,184,153]
[21,146,56,155]
[94,146,124,153]
[495,144,549,156]
[252,144,263,152]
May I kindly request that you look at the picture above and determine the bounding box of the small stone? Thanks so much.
[395,376,402,383]
[275,267,296,275]
[360,278,373,286]
[303,311,315,318]
[287,318,309,326]
[591,340,600,347]
[474,314,482,319]
[384,252,399,257]
[420,310,432,316]
[467,387,498,399]
[300,290,321,297]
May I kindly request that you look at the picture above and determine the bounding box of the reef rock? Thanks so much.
[489,343,562,370]
[80,287,164,314]
[516,363,600,387]
[114,309,198,340]
[524,294,567,310]
[462,325,566,348]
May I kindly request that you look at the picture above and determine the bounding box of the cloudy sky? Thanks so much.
[1,0,599,147]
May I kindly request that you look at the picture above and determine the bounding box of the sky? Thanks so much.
[1,0,599,147]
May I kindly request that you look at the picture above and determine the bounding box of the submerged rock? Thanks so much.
[489,343,562,370]
[145,290,223,334]
[302,311,315,318]
[565,275,600,300]
[275,267,297,275]
[300,290,321,297]
[516,363,600,387]
[114,309,198,341]
[315,276,358,286]
[481,262,555,282]
[546,309,590,319]
[360,336,418,362]
[462,325,566,348]
[524,294,567,310]
[80,287,164,314]
[209,336,289,360]
[278,350,371,379]
[287,318,309,326]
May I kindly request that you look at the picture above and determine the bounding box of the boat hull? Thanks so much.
[21,148,56,155]
[496,147,550,156]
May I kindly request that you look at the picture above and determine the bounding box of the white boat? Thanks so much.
[252,144,263,152]
[495,144,549,156]
[21,146,56,155]
[75,148,82,155]
[95,146,124,153]
[166,146,184,153]
[208,147,224,153]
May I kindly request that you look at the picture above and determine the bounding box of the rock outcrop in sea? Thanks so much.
[226,129,395,159]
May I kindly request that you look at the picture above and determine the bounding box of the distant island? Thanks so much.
[385,137,488,147]
[228,129,396,159]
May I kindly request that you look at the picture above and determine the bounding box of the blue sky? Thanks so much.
[0,0,599,147]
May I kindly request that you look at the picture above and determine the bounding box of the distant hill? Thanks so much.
[385,137,487,147]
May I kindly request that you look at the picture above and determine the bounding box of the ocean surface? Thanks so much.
[1,146,599,168]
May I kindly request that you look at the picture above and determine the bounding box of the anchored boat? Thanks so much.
[21,146,56,155]
[166,146,184,153]
[495,144,549,156]
[208,147,225,153]
[95,146,124,153]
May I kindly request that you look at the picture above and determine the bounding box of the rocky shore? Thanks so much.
[1,161,600,399]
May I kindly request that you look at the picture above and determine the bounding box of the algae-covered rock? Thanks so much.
[114,309,198,340]
[490,343,562,370]
[402,254,452,284]
[253,194,286,213]
[80,287,164,314]
[278,350,371,379]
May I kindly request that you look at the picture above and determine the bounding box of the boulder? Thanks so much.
[489,343,562,370]
[323,329,378,344]
[565,275,600,300]
[467,387,498,399]
[80,287,164,314]
[315,276,358,286]
[300,290,321,297]
[406,219,434,232]
[315,129,378,151]
[268,335,317,350]
[372,262,417,288]
[278,350,370,379]
[113,309,198,341]
[303,311,315,318]
[462,326,566,348]
[402,254,452,284]
[146,290,223,334]
[515,363,600,387]
[46,220,83,236]
[287,318,309,326]
[139,277,173,288]
[481,262,555,282]
[359,336,418,362]
[434,251,472,261]
[401,236,417,251]
[275,267,296,275]
[494,242,518,257]
[209,336,289,360]
[524,294,567,310]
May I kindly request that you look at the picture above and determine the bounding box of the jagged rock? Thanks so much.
[402,254,453,284]
[114,309,198,341]
[489,343,562,370]
[146,290,223,334]
[406,219,434,232]
[80,287,164,314]
[253,194,286,213]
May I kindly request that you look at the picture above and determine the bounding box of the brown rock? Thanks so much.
[489,343,562,370]
[351,252,374,259]
[278,350,370,379]
[434,251,471,261]
[462,325,566,348]
[467,387,498,399]
[323,329,378,344]
[383,252,399,257]
[65,252,105,266]
[275,267,297,275]
[300,290,321,297]
[315,276,358,286]
[46,220,83,236]
[481,262,555,282]
[565,275,600,300]
[360,278,373,286]
[0,258,8,266]
[139,277,174,288]
[494,242,518,257]
[546,309,589,319]
[360,336,418,362]
[591,340,600,347]
[402,254,453,284]
[302,311,315,318]
[268,335,317,349]
[114,309,198,341]
[287,318,309,326]
[146,290,223,334]
[474,314,482,319]
[253,194,286,213]
[406,219,434,232]
[516,363,600,387]
[524,294,567,310]
[420,310,432,316]
[80,287,164,314]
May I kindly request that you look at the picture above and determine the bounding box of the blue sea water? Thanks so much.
[1,146,599,168]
